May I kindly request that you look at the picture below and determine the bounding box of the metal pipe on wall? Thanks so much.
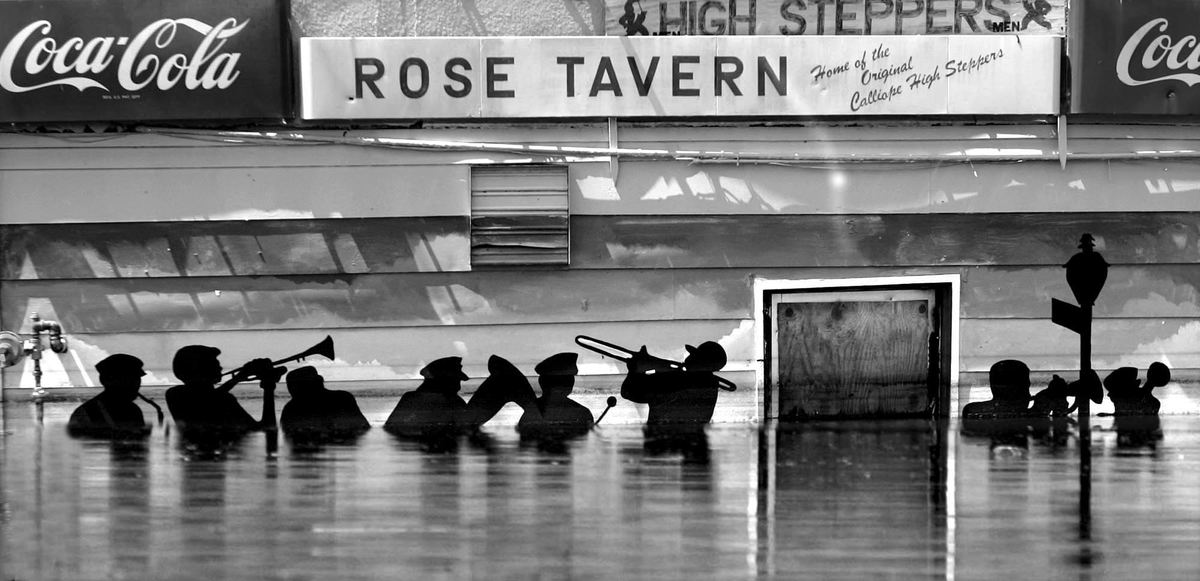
[138,126,1200,166]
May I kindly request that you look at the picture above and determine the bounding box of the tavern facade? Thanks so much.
[1,0,1196,421]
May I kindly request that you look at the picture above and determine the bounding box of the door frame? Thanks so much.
[753,275,960,420]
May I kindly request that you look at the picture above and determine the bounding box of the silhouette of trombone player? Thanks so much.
[67,354,151,439]
[620,341,731,427]
[517,352,594,439]
[280,366,370,438]
[384,355,538,439]
[165,345,283,436]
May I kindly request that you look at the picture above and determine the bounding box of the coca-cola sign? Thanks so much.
[1072,0,1200,114]
[1115,18,1200,88]
[0,0,287,123]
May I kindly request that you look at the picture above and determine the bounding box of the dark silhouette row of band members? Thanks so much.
[961,359,1170,452]
[962,359,1169,420]
[67,340,732,443]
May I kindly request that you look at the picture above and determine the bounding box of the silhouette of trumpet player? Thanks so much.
[621,341,730,426]
[165,345,284,436]
[384,355,538,439]
[67,354,151,439]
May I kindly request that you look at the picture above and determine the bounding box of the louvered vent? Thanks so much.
[470,165,570,267]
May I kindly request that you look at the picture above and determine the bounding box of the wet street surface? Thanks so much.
[2,396,1198,580]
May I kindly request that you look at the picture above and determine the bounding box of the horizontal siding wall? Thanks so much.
[2,126,1198,415]
[1,218,469,278]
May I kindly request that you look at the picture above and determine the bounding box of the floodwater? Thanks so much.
[2,397,1198,580]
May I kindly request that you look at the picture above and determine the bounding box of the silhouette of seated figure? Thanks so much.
[67,354,150,439]
[1029,374,1072,418]
[517,353,593,438]
[165,345,283,436]
[1028,370,1102,418]
[1104,363,1168,416]
[962,360,1034,419]
[384,355,537,438]
[280,366,370,438]
[621,341,727,426]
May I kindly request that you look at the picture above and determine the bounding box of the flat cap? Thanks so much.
[95,353,145,377]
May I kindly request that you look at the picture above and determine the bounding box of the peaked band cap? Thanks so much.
[535,352,578,376]
[421,356,469,381]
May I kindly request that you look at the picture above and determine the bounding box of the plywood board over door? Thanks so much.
[772,289,937,419]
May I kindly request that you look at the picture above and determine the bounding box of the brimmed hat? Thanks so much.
[95,354,145,377]
[287,365,321,384]
[421,356,469,381]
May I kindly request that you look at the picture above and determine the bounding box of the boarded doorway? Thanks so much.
[760,277,958,420]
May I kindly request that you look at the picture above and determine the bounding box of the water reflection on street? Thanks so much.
[1,397,1198,580]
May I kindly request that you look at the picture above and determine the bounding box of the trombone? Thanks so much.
[574,335,736,391]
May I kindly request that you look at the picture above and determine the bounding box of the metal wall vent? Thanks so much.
[470,165,570,267]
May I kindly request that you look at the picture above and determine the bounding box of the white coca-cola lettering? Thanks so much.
[1116,18,1200,87]
[0,17,247,94]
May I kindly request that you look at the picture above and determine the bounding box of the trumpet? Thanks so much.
[219,335,335,389]
[574,335,736,391]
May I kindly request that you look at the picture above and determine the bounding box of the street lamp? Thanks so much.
[1052,232,1109,543]
[1064,233,1109,308]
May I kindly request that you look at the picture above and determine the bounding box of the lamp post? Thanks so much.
[1052,233,1109,541]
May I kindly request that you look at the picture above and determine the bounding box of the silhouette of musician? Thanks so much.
[1028,374,1072,418]
[280,366,370,437]
[1104,363,1168,416]
[165,345,283,435]
[1028,370,1101,419]
[517,353,593,438]
[621,341,728,426]
[67,354,150,438]
[961,360,1036,419]
[384,355,537,438]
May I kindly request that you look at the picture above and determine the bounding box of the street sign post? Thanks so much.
[1053,233,1109,542]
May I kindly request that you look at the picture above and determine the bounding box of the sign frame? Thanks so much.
[300,35,1060,120]
[0,0,291,124]
[1071,0,1200,114]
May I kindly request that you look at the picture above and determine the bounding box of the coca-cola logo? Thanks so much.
[0,17,247,94]
[1116,18,1200,87]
